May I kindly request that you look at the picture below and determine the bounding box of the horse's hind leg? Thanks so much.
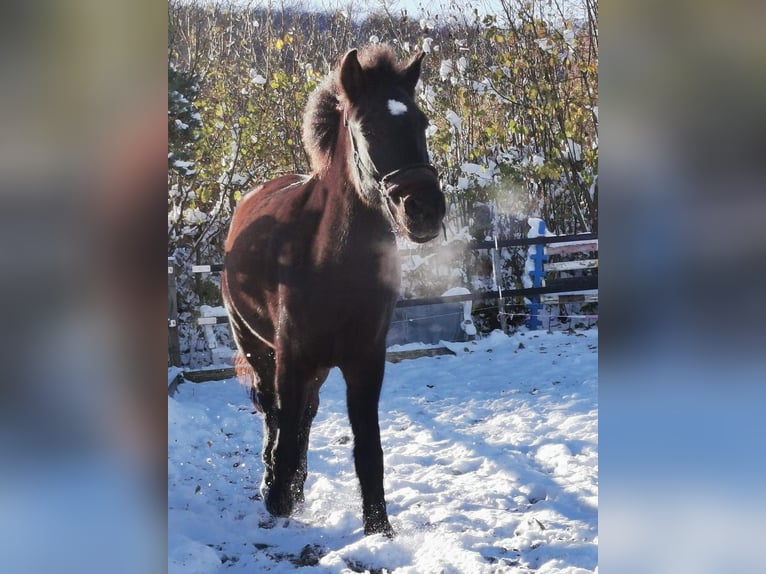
[244,352,279,500]
[264,355,327,517]
[228,316,279,502]
[291,368,329,504]
[341,352,394,537]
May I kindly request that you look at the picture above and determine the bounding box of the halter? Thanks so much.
[343,108,438,235]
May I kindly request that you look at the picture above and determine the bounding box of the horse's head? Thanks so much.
[337,47,446,243]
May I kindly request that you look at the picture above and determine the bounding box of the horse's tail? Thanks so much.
[234,350,254,385]
[234,351,263,412]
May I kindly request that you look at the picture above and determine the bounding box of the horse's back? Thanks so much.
[227,174,313,241]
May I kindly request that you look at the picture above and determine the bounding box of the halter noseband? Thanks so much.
[343,108,438,234]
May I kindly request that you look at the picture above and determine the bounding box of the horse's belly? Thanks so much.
[221,267,277,347]
[299,287,397,364]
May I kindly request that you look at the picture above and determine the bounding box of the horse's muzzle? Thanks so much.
[383,165,446,243]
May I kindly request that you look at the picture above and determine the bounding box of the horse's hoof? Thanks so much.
[364,520,395,538]
[264,486,294,517]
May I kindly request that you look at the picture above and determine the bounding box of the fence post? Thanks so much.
[527,220,548,330]
[491,236,507,333]
[168,256,182,367]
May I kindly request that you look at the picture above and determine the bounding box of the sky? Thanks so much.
[187,0,583,21]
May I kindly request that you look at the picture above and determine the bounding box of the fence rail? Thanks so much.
[469,232,598,250]
[393,276,597,308]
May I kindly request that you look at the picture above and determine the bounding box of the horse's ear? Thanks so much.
[401,51,426,95]
[339,49,365,102]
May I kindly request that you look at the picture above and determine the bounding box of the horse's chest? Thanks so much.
[293,249,399,346]
[312,250,399,312]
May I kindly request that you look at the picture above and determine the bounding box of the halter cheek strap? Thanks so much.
[343,109,437,234]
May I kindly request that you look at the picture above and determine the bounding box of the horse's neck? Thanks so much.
[310,169,395,266]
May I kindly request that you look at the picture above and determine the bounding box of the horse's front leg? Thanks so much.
[341,352,394,537]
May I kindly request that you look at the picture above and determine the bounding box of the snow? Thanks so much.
[445,109,462,133]
[460,162,496,187]
[526,217,558,240]
[199,305,228,318]
[183,207,208,226]
[418,84,436,113]
[536,38,555,53]
[439,59,454,81]
[441,287,477,337]
[249,70,267,86]
[456,56,468,75]
[441,286,471,297]
[565,139,582,162]
[168,366,183,387]
[169,328,598,573]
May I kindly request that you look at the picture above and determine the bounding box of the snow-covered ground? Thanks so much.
[168,328,598,573]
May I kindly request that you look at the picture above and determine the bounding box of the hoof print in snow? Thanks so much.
[483,548,521,567]
[219,553,239,565]
[335,435,352,445]
[258,516,283,529]
[258,543,325,567]
[345,559,387,574]
[291,544,326,567]
[206,544,240,565]
[528,494,546,504]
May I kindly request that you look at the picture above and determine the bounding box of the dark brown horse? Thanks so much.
[221,45,445,536]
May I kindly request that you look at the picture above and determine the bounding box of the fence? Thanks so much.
[168,224,597,377]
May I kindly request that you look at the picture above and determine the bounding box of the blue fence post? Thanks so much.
[527,220,548,330]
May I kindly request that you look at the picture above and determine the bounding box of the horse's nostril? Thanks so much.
[404,196,426,218]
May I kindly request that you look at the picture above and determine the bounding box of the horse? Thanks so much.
[221,44,446,537]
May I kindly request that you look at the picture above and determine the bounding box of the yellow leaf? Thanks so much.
[275,38,284,50]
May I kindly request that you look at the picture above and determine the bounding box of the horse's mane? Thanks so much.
[302,44,410,175]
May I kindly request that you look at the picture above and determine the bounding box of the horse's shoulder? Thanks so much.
[236,173,313,211]
[246,173,311,197]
